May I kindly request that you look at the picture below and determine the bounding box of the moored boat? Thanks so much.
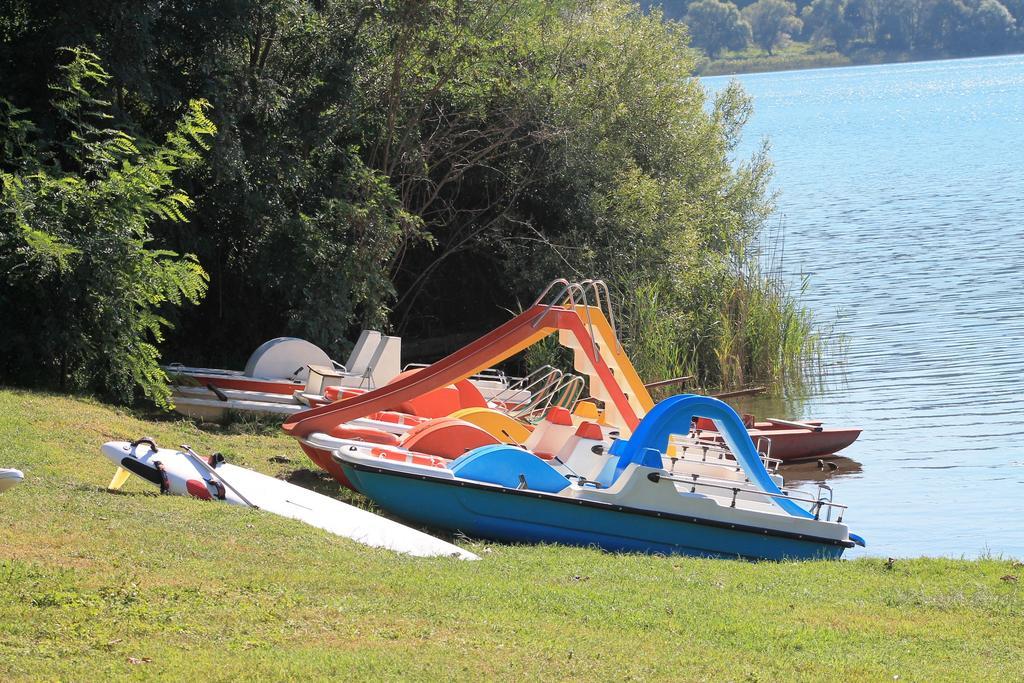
[694,417,862,462]
[167,331,532,422]
[332,394,864,560]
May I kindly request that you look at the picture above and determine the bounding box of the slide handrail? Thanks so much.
[531,278,570,307]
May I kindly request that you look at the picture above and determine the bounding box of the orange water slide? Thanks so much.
[283,304,641,439]
[568,305,654,416]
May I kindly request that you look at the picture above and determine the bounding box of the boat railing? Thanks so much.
[495,367,571,417]
[515,374,586,421]
[664,448,745,477]
[554,375,586,410]
[647,471,848,522]
[467,367,509,383]
[813,483,839,522]
[402,363,509,388]
[506,371,586,421]
[490,365,562,407]
[671,434,782,474]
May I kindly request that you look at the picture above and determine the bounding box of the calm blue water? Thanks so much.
[704,55,1024,559]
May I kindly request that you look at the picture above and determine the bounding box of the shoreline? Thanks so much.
[696,48,1024,78]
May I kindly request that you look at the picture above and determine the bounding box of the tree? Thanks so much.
[800,0,876,48]
[684,0,753,57]
[0,2,817,394]
[918,0,973,51]
[966,0,1016,53]
[743,0,803,53]
[802,0,851,48]
[875,0,921,51]
[0,48,214,406]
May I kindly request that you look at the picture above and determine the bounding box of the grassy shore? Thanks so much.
[694,44,924,76]
[1,388,1021,680]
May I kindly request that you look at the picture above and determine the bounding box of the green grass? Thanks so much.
[1,388,1021,680]
[694,41,960,77]
[695,40,898,76]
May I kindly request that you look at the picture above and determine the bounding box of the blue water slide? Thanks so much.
[612,394,815,519]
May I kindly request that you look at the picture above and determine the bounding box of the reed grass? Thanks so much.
[607,223,836,396]
[715,238,829,392]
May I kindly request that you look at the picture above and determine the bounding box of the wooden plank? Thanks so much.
[765,418,824,432]
[711,386,767,399]
[643,375,695,390]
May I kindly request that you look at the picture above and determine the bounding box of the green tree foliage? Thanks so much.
[649,0,1024,61]
[0,1,822,397]
[0,48,214,406]
[743,0,804,54]
[873,0,920,51]
[685,0,753,56]
[802,0,851,49]
[918,0,974,51]
[966,0,1017,51]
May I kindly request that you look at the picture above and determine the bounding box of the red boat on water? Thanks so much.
[694,417,861,463]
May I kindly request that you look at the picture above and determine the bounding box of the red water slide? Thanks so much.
[283,303,640,439]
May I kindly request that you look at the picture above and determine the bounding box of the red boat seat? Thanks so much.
[399,417,499,460]
[390,369,487,418]
[323,386,367,402]
[328,424,401,446]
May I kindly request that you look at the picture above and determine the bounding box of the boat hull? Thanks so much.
[342,462,848,561]
[299,441,357,489]
[171,395,305,422]
[170,371,305,395]
[701,427,862,462]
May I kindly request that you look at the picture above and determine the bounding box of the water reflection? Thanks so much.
[780,456,863,485]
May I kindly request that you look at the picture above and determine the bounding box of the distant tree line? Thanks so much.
[645,0,1024,59]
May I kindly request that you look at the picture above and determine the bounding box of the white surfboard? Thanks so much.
[101,440,477,560]
[0,468,23,493]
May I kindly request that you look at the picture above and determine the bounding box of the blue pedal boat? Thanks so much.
[332,395,865,560]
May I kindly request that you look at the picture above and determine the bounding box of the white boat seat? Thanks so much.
[345,330,383,376]
[524,407,578,458]
[550,421,612,484]
[365,336,401,388]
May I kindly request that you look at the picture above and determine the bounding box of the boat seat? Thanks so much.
[604,441,662,486]
[550,421,613,484]
[391,371,488,418]
[449,445,570,493]
[399,417,499,459]
[524,407,577,457]
[365,335,401,387]
[345,330,383,376]
[449,407,533,445]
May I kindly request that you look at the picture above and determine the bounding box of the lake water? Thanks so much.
[703,55,1024,559]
